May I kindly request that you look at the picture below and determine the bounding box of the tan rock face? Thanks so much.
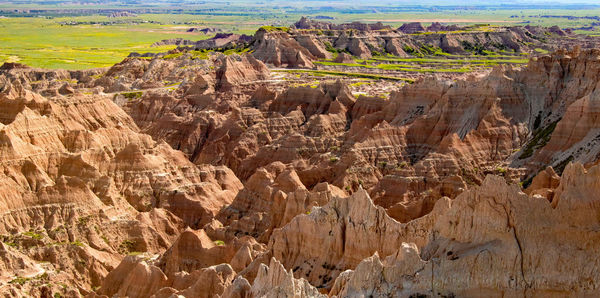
[251,29,316,68]
[117,49,600,227]
[328,163,600,297]
[0,71,242,295]
[295,35,332,60]
[267,188,443,289]
[398,22,426,34]
[94,225,266,298]
[250,258,326,298]
[5,29,600,298]
[218,162,343,242]
[328,243,425,297]
[216,54,271,91]
[97,256,168,298]
[524,166,560,200]
[156,229,233,277]
[333,52,354,64]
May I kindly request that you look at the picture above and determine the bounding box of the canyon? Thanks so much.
[1,18,600,297]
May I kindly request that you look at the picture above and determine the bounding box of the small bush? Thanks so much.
[121,91,143,100]
[23,231,43,240]
[9,276,30,285]
[71,240,84,247]
[119,239,134,252]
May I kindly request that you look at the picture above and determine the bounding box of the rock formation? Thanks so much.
[161,17,597,70]
[111,48,600,226]
[329,163,600,296]
[0,67,241,296]
[266,187,442,289]
[251,28,316,68]
[250,258,325,298]
[293,16,391,31]
[398,22,426,34]
[3,19,600,297]
[333,52,354,63]
[216,54,271,91]
[427,22,461,32]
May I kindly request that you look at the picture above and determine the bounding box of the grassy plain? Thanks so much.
[0,16,223,69]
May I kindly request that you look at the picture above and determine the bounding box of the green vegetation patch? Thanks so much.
[315,60,473,73]
[372,56,528,64]
[70,240,84,247]
[121,91,143,100]
[23,231,43,240]
[259,25,290,33]
[120,239,135,252]
[163,52,183,59]
[519,120,559,159]
[274,69,413,83]
[9,276,31,285]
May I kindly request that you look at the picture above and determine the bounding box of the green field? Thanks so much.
[0,15,249,69]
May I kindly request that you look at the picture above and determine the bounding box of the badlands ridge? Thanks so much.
[1,18,600,297]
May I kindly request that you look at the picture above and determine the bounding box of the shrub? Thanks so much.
[23,231,43,240]
[519,120,559,159]
[71,240,84,247]
[121,91,143,100]
[9,276,30,285]
[119,239,134,252]
[496,167,507,175]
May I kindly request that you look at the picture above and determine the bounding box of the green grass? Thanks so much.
[348,81,372,87]
[22,231,43,240]
[163,52,184,59]
[9,276,31,285]
[70,240,84,247]
[259,25,290,32]
[314,54,529,74]
[0,15,214,69]
[314,61,372,68]
[121,91,144,100]
[372,56,528,64]
[316,60,474,73]
[274,69,414,83]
